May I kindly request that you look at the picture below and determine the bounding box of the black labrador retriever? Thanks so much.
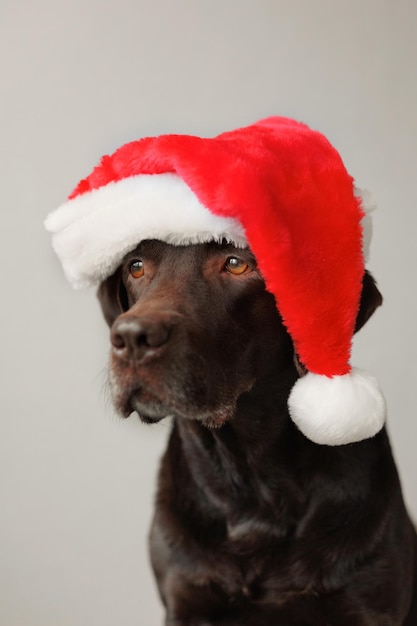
[98,238,417,626]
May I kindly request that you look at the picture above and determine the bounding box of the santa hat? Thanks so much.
[45,116,386,446]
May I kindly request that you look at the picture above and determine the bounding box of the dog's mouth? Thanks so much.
[108,348,256,428]
[110,375,240,428]
[117,386,174,423]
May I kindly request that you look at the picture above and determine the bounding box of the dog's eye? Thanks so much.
[224,256,249,275]
[129,260,145,279]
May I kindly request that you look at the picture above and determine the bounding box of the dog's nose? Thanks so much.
[111,316,170,361]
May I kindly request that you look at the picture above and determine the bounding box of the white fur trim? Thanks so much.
[45,173,247,288]
[355,186,377,262]
[288,367,386,446]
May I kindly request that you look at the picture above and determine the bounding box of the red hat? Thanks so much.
[45,116,385,445]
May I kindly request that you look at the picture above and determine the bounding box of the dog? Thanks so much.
[97,237,417,625]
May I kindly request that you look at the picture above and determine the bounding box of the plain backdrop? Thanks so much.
[1,1,416,624]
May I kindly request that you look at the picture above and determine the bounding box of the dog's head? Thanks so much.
[98,239,382,429]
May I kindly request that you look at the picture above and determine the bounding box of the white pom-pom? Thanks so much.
[288,367,386,446]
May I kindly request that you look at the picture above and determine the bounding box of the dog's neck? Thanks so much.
[170,364,308,540]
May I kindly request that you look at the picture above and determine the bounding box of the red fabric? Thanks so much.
[69,117,364,377]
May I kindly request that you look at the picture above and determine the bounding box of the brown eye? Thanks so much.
[224,256,249,275]
[129,260,145,279]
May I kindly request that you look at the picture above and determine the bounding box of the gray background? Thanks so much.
[1,1,416,624]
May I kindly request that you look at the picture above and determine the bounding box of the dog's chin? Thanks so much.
[113,385,237,428]
[120,391,174,424]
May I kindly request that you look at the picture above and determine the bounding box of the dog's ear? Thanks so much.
[354,270,383,333]
[97,267,129,327]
